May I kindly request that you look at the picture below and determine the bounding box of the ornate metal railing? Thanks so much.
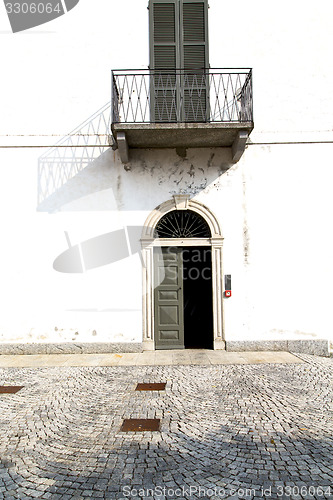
[111,68,253,124]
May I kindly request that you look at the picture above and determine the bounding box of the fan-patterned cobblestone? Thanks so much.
[0,354,332,499]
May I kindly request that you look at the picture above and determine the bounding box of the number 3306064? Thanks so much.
[5,3,62,14]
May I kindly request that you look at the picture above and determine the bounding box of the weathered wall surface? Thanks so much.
[0,0,332,351]
[1,143,332,349]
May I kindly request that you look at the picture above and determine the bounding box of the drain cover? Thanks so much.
[0,386,23,394]
[135,383,166,391]
[120,419,161,432]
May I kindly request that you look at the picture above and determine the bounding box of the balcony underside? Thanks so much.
[112,122,254,163]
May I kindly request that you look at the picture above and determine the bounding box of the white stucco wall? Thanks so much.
[0,0,332,347]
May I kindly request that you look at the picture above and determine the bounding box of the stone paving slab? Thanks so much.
[0,350,303,368]
[0,354,332,499]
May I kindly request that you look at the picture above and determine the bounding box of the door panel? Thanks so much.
[159,305,179,325]
[154,247,184,349]
[160,330,179,340]
[154,246,213,349]
[158,290,179,300]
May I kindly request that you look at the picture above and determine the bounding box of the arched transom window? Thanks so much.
[154,210,211,238]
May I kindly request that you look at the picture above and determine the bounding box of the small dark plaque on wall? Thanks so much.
[225,275,231,290]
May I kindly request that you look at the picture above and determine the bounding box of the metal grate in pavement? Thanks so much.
[0,386,24,394]
[135,383,166,391]
[120,419,161,432]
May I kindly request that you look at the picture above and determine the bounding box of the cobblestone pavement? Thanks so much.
[0,353,332,499]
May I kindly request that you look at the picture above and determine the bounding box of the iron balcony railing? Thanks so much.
[111,68,253,124]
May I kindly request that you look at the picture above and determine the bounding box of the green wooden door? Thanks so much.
[154,247,184,349]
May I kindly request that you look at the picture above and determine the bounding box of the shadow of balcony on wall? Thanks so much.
[37,102,113,212]
[37,84,249,219]
[37,103,245,273]
[37,103,238,214]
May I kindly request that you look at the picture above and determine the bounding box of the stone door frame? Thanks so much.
[141,195,225,351]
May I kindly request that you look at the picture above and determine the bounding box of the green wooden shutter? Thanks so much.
[149,0,209,122]
[181,0,208,67]
[149,0,180,122]
[180,0,209,121]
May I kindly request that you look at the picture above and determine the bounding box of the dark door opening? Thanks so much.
[154,246,213,350]
[183,246,213,349]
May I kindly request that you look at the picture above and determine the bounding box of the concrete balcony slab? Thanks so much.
[112,122,254,163]
[112,121,253,148]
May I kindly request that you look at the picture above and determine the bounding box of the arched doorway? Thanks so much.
[141,195,225,351]
[154,210,213,349]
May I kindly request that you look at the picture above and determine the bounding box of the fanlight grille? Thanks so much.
[154,210,211,238]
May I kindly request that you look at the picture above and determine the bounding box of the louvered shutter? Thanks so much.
[180,0,209,121]
[149,0,209,122]
[149,0,180,122]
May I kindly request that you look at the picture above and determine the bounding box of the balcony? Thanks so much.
[111,68,253,163]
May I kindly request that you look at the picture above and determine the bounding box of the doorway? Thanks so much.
[141,196,225,351]
[154,246,213,349]
[183,247,213,349]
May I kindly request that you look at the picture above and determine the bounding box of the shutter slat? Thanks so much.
[154,46,176,69]
[183,3,205,42]
[153,3,175,43]
[184,90,207,121]
[183,45,205,70]
[154,91,177,122]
